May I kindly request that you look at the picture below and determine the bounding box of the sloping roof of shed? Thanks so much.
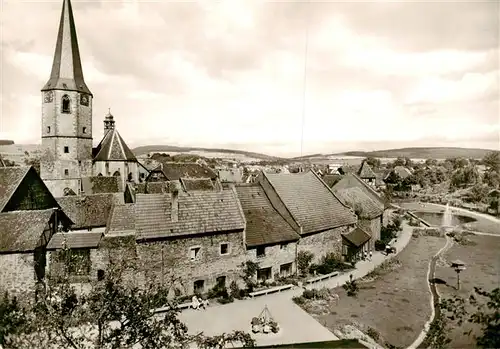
[46,231,103,250]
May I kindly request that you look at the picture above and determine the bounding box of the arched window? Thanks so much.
[97,173,103,176]
[113,170,121,177]
[61,95,71,113]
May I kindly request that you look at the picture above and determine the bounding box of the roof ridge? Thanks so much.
[260,171,303,233]
[0,166,31,212]
[310,169,357,215]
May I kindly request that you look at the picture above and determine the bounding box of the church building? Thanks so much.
[39,0,144,197]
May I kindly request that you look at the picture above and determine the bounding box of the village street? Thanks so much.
[179,221,414,347]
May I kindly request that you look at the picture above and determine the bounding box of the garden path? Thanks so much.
[179,222,415,347]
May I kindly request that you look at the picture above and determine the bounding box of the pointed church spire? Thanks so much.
[41,0,92,95]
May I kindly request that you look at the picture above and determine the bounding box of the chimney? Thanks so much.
[171,187,179,223]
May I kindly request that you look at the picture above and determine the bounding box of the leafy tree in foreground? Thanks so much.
[2,248,255,349]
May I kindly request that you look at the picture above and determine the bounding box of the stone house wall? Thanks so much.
[246,242,297,280]
[136,231,246,297]
[0,253,36,299]
[298,225,355,263]
[359,215,382,250]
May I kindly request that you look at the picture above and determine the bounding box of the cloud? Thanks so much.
[0,0,498,155]
[405,70,499,105]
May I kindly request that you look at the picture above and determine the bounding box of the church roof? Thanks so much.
[93,128,137,162]
[41,0,91,95]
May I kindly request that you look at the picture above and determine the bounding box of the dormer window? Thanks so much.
[61,95,71,113]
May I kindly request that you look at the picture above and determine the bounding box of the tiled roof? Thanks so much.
[357,161,377,179]
[322,174,343,188]
[332,173,384,207]
[81,176,120,194]
[263,171,357,234]
[180,178,215,191]
[160,162,217,181]
[0,209,54,252]
[106,203,136,237]
[335,187,383,219]
[135,181,172,194]
[93,128,137,162]
[46,231,103,250]
[236,184,300,247]
[342,226,371,248]
[0,167,30,212]
[388,166,413,179]
[218,169,242,183]
[135,190,245,240]
[56,193,124,229]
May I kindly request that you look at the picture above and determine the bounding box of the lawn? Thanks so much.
[434,233,500,348]
[297,235,446,348]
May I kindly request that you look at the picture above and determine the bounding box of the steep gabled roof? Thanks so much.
[41,0,91,95]
[0,167,30,212]
[322,174,343,188]
[335,187,384,220]
[135,190,245,241]
[332,173,384,207]
[357,161,377,179]
[236,184,300,247]
[93,128,137,162]
[262,171,357,234]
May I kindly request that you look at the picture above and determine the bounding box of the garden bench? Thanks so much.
[305,271,339,285]
[248,284,293,298]
[154,302,193,313]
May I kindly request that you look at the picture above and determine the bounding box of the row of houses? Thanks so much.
[0,162,387,299]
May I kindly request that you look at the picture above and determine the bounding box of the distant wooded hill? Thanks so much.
[337,147,497,160]
[131,145,283,161]
[0,140,14,146]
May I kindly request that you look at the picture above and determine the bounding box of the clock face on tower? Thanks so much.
[43,91,53,103]
[80,94,89,106]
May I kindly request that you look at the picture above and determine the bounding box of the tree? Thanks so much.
[24,157,40,174]
[297,251,314,276]
[364,157,381,169]
[425,158,438,167]
[483,171,500,188]
[0,292,27,346]
[2,245,255,349]
[436,287,500,348]
[482,151,500,173]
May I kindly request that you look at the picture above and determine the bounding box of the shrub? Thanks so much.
[367,327,380,341]
[343,279,359,297]
[292,296,305,305]
[302,288,330,300]
[240,261,259,292]
[269,320,279,333]
[217,295,234,304]
[374,240,386,251]
[297,251,314,276]
[229,281,241,299]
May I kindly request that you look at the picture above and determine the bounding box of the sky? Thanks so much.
[0,0,499,157]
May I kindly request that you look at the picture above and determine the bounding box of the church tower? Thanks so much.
[40,0,93,197]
